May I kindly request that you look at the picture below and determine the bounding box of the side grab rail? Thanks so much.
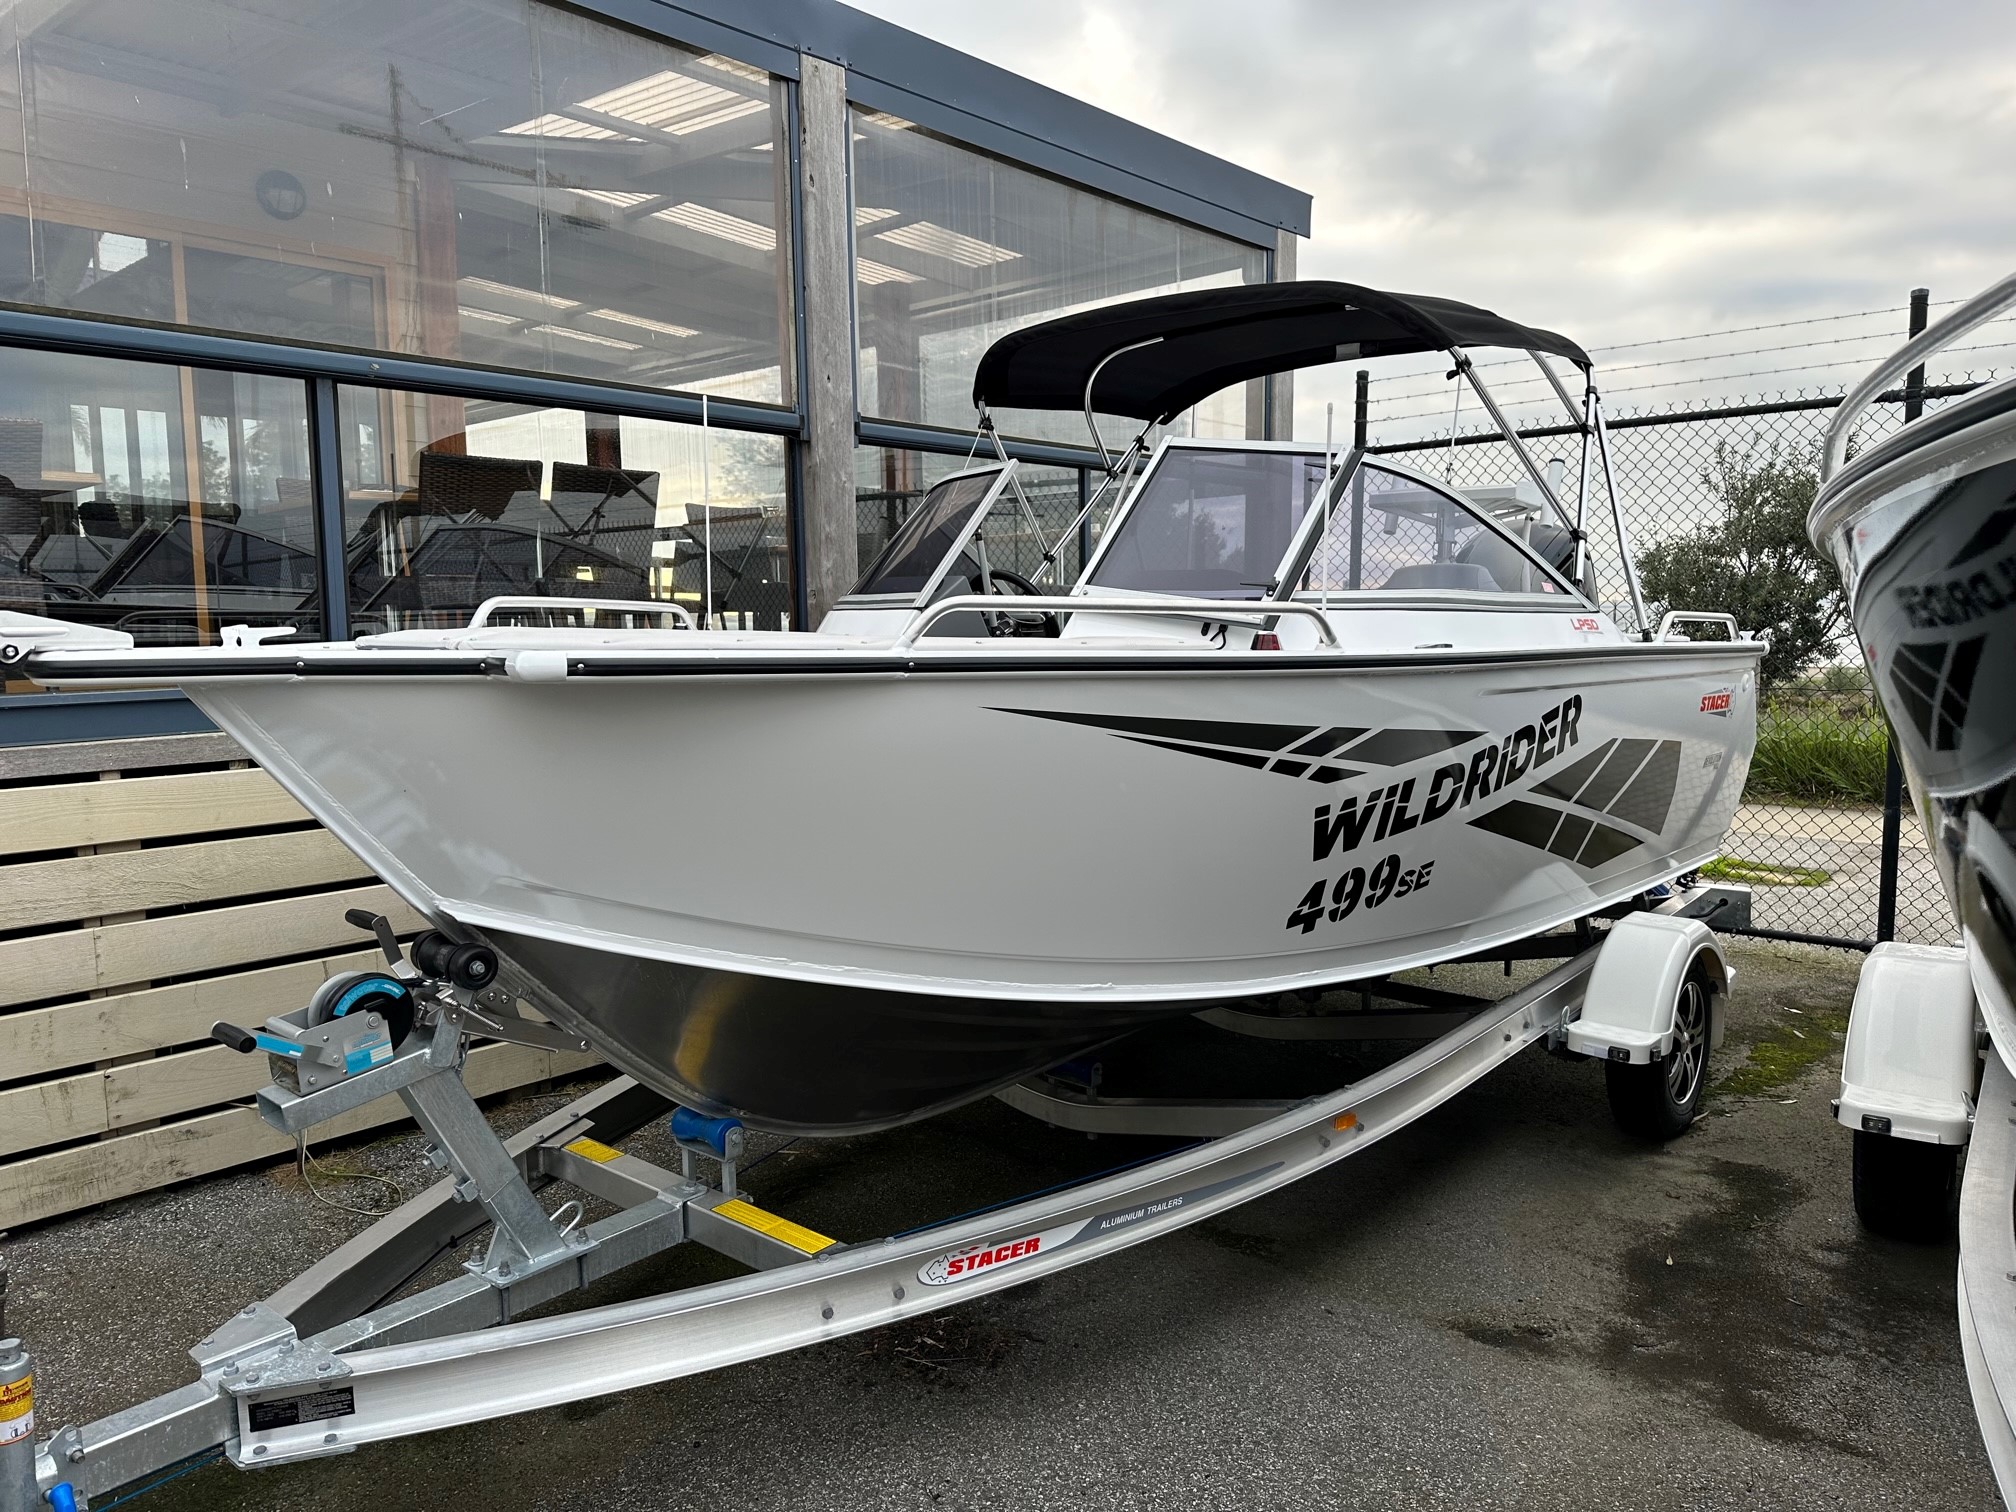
[1822,270,2016,481]
[1654,610,1740,643]
[469,596,696,630]
[893,595,1341,651]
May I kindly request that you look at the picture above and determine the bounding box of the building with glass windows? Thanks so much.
[0,0,1309,744]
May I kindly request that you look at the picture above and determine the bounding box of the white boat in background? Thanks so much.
[1809,270,2016,1503]
[1,281,1764,1135]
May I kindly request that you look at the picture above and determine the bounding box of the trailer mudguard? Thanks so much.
[1836,941,1977,1145]
[1565,913,1730,1066]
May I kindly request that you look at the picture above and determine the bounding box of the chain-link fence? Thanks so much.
[1365,371,1987,948]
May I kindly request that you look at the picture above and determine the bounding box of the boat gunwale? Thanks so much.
[22,638,1769,685]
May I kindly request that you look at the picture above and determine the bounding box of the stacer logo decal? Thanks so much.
[1700,687,1733,716]
[917,1168,1278,1286]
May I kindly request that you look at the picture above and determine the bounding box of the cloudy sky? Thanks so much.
[848,0,2016,441]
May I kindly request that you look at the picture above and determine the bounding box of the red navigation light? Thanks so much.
[1252,631,1282,651]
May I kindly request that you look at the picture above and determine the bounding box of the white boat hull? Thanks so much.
[174,640,1757,1131]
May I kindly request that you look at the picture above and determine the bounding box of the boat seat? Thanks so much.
[1379,562,1501,593]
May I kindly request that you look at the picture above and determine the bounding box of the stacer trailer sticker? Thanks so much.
[916,1167,1277,1286]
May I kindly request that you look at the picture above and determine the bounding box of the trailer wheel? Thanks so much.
[1606,963,1713,1140]
[1852,1130,1959,1243]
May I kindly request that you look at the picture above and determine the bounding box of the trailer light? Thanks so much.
[1252,631,1282,651]
[1862,1114,1892,1134]
[1332,1112,1358,1131]
[1607,1047,1630,1063]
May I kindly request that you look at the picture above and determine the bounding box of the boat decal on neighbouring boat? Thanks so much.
[991,707,1480,786]
[1889,636,1985,753]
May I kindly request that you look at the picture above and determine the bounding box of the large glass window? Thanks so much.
[852,113,1269,448]
[338,390,790,636]
[0,1,794,403]
[0,348,315,679]
[1086,447,1327,600]
[854,447,1090,591]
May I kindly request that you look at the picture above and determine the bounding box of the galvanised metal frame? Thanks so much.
[12,928,1616,1503]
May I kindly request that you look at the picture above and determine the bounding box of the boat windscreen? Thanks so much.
[850,471,999,597]
[1085,448,1328,600]
[1299,464,1573,597]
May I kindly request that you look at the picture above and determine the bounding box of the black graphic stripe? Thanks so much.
[1947,503,2016,570]
[1468,800,1563,852]
[996,709,1318,750]
[1577,738,1657,812]
[1605,741,1681,834]
[1535,741,1614,803]
[1342,727,1486,766]
[1120,737,1271,770]
[1576,822,1641,868]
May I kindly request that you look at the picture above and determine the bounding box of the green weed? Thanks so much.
[1701,856,1833,888]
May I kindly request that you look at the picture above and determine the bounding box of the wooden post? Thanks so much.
[793,54,858,626]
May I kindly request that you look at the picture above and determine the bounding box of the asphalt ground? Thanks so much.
[5,937,1997,1511]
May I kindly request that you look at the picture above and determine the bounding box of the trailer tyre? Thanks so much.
[1605,964,1713,1140]
[1852,1130,1959,1243]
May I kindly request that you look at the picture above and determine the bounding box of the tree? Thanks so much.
[1636,439,1843,686]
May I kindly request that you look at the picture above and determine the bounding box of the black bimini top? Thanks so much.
[972,280,1592,422]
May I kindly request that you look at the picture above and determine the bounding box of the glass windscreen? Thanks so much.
[1085,448,1327,600]
[849,470,1001,597]
[1300,464,1570,596]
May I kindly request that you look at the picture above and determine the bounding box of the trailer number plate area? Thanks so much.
[712,1198,836,1255]
[247,1387,355,1432]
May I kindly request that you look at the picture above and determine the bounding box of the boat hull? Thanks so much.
[183,642,1758,1132]
[1814,377,2016,1059]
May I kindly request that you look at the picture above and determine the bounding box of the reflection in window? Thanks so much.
[1088,448,1327,600]
[853,447,1090,590]
[0,348,314,675]
[0,0,793,402]
[852,113,1269,448]
[1299,465,1572,597]
[338,388,791,636]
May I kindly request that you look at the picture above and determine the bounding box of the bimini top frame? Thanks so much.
[968,279,1653,634]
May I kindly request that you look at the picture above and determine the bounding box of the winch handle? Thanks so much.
[346,908,410,973]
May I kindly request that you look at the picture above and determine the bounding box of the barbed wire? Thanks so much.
[1364,316,2016,407]
[1369,368,1995,440]
[1354,297,1966,387]
[1367,346,2012,426]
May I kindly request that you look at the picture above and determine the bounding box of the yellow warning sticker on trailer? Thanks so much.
[563,1137,625,1164]
[0,1374,32,1447]
[712,1198,836,1255]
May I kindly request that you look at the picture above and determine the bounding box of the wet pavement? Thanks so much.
[4,937,1995,1511]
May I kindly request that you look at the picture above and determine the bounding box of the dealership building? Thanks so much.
[0,0,1310,745]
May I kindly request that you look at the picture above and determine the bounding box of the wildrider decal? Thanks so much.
[1000,695,1683,874]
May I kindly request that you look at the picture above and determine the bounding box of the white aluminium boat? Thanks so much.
[1809,272,2016,1499]
[0,282,1763,1135]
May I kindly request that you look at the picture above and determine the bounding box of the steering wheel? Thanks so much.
[980,567,1060,638]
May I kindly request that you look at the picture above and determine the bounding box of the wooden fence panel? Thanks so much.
[0,766,306,852]
[0,732,600,1227]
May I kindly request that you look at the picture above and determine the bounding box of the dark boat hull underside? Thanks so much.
[484,928,1197,1136]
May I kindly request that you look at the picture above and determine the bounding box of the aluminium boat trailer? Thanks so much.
[0,880,1746,1509]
